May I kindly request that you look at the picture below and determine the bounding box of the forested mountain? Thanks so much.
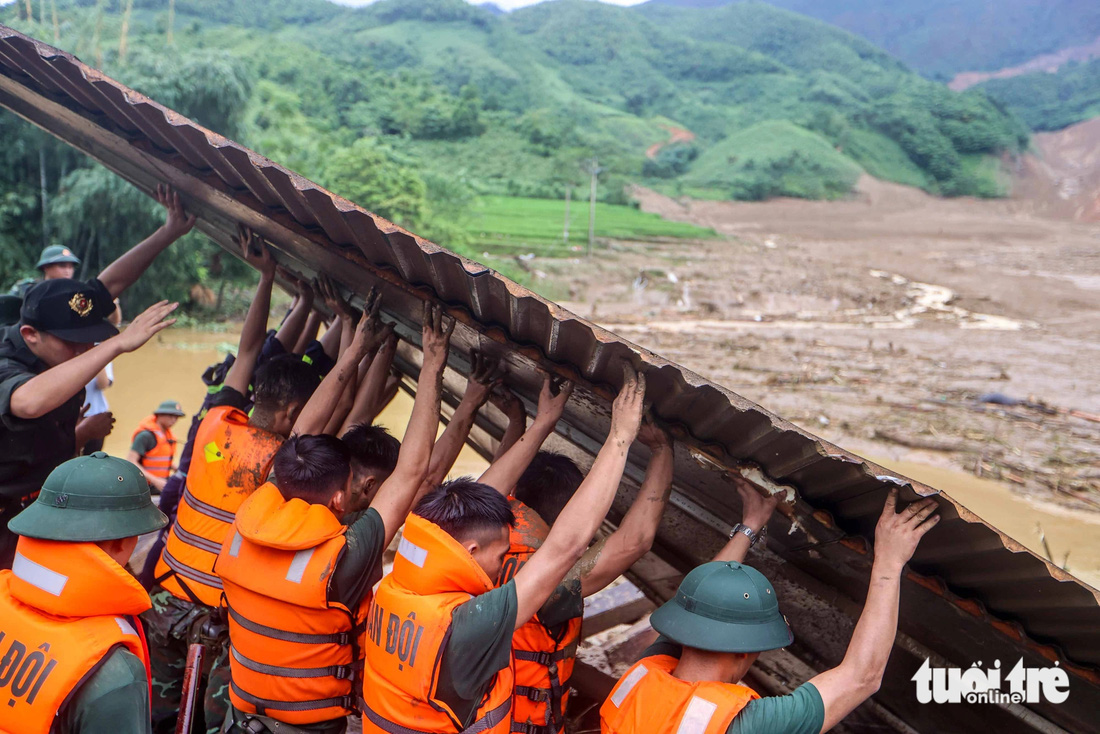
[0,0,1030,296]
[655,0,1100,80]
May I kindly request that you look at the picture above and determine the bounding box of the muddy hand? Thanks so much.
[466,351,506,407]
[874,488,939,571]
[421,302,454,368]
[536,374,573,423]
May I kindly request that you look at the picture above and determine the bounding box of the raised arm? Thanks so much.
[511,367,645,629]
[810,489,939,733]
[319,315,343,362]
[10,301,177,419]
[478,376,572,497]
[490,387,527,460]
[293,310,324,355]
[710,477,780,564]
[293,290,386,436]
[419,352,504,493]
[339,331,398,435]
[98,185,196,298]
[222,227,277,397]
[578,419,674,597]
[275,277,314,352]
[370,303,453,546]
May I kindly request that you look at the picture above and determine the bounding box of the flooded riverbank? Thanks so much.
[109,328,1096,588]
[872,457,1100,588]
[102,327,488,477]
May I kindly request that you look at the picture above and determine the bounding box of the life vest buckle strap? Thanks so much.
[230,680,353,714]
[514,685,551,703]
[227,607,352,646]
[509,724,552,734]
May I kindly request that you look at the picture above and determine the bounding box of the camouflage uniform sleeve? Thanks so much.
[57,647,151,734]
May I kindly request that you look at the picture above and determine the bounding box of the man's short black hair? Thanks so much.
[253,356,319,412]
[414,477,515,544]
[514,451,584,526]
[273,434,351,504]
[342,423,400,477]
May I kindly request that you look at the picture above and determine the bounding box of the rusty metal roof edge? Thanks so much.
[1,23,1097,674]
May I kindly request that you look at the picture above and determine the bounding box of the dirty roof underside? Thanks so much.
[1,26,1097,733]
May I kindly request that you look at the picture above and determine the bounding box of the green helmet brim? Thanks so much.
[650,595,794,654]
[8,496,168,542]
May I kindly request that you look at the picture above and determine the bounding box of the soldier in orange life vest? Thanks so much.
[216,303,453,734]
[483,402,674,734]
[143,229,388,734]
[601,484,941,734]
[0,452,168,734]
[423,369,676,734]
[127,400,186,492]
[359,365,648,734]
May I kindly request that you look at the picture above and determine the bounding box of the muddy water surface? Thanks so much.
[873,457,1100,588]
[102,326,488,476]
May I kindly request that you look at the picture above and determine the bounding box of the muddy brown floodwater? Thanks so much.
[520,173,1100,588]
[102,327,488,476]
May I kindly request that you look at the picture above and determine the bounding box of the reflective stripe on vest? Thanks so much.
[676,697,719,734]
[132,416,176,479]
[360,515,513,734]
[599,656,759,734]
[182,487,236,523]
[363,697,512,734]
[610,664,648,707]
[153,406,282,608]
[0,543,151,734]
[12,551,68,596]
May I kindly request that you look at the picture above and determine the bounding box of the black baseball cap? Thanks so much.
[20,279,119,343]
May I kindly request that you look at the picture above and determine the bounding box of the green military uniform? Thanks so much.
[612,562,823,734]
[1,452,168,734]
[0,278,119,569]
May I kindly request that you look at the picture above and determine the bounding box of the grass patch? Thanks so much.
[463,195,716,255]
[844,129,931,190]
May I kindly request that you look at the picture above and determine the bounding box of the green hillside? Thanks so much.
[0,0,1032,299]
[656,0,1100,80]
[976,59,1100,132]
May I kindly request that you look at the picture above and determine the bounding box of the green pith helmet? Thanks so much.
[153,400,186,416]
[649,561,794,654]
[8,453,168,542]
[35,245,81,270]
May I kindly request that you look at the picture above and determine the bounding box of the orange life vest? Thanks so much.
[499,500,582,734]
[600,655,760,734]
[0,537,153,734]
[216,483,360,725]
[360,514,513,734]
[154,405,284,607]
[131,415,177,479]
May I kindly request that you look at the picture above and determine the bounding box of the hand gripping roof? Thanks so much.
[1,25,1096,733]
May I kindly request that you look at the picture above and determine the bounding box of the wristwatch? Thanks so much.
[729,523,767,547]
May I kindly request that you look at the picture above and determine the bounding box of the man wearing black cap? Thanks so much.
[0,184,194,569]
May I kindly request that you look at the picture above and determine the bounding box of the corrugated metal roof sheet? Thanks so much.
[1,25,1097,733]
